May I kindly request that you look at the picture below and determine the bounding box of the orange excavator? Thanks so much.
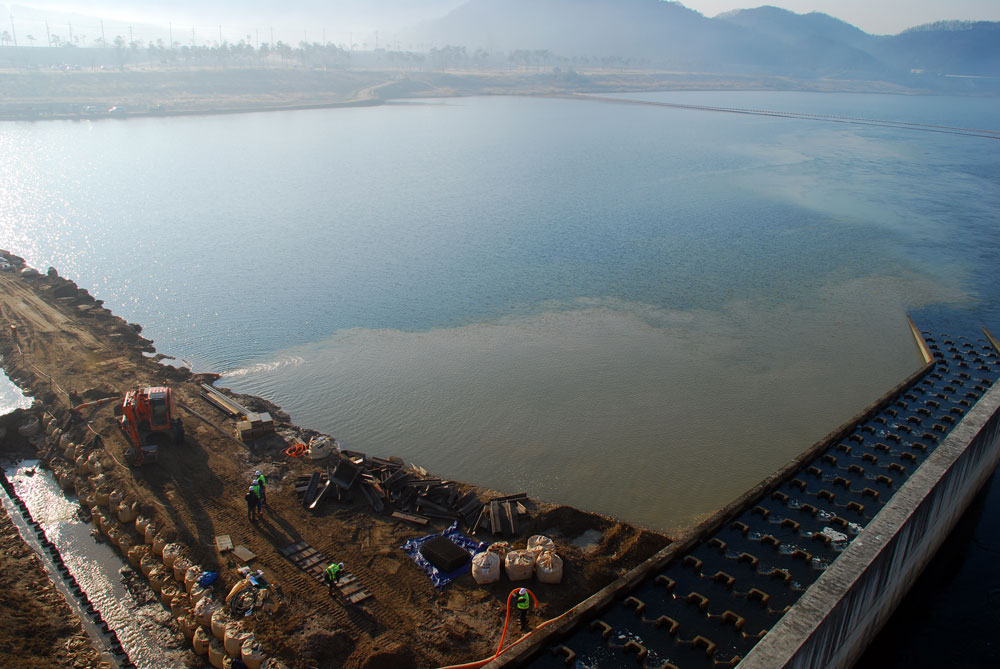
[113,386,184,465]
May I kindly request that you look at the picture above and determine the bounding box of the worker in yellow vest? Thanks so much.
[325,562,344,594]
[516,587,533,630]
[254,470,267,507]
[250,480,264,516]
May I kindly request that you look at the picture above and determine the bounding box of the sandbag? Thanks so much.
[487,541,511,561]
[224,622,251,656]
[192,627,210,655]
[162,543,183,569]
[139,553,158,577]
[504,549,535,581]
[151,533,167,556]
[535,551,564,584]
[171,593,192,619]
[172,555,192,582]
[160,583,180,607]
[148,568,169,594]
[117,500,138,524]
[210,607,230,639]
[471,551,500,585]
[208,638,226,668]
[195,595,220,628]
[177,613,197,641]
[191,583,213,605]
[185,565,202,594]
[527,535,555,556]
[242,637,267,669]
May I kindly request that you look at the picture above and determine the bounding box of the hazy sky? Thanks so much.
[4,0,1000,38]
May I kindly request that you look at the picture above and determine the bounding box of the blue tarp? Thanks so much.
[401,522,487,588]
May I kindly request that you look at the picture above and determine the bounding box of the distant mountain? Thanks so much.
[410,0,732,67]
[717,5,873,48]
[873,21,1000,76]
[715,6,887,76]
[406,0,1000,84]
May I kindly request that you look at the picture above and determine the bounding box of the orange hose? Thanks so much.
[438,587,565,669]
[284,443,307,457]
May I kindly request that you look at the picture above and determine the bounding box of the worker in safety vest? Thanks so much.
[245,486,259,521]
[325,562,344,594]
[517,587,533,630]
[253,470,267,507]
[250,480,264,515]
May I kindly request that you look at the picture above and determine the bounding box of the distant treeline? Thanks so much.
[0,41,639,73]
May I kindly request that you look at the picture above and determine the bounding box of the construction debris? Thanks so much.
[234,412,275,442]
[214,535,234,553]
[199,383,275,442]
[291,451,531,535]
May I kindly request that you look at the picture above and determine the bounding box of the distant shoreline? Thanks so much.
[0,67,986,123]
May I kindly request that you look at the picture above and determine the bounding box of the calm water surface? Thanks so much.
[2,92,999,532]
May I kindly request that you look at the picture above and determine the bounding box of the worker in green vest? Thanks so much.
[325,562,344,594]
[516,587,533,630]
[253,470,267,507]
[250,480,264,516]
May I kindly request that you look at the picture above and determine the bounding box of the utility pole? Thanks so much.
[255,29,259,49]
[9,14,16,46]
[68,23,73,44]
[129,25,133,45]
[375,30,378,50]
[322,28,325,45]
[169,22,173,47]
[45,20,51,47]
[100,20,105,47]
[269,26,273,45]
[218,25,222,45]
[191,27,196,47]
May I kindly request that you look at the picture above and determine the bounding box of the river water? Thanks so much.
[1,91,998,532]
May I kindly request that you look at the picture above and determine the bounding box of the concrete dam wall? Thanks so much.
[741,376,1000,668]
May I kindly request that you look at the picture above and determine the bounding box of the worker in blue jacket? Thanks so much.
[245,486,259,521]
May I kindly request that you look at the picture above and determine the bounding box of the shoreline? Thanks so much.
[0,253,671,668]
[0,67,966,123]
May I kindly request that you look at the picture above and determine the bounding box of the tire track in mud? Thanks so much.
[199,497,368,636]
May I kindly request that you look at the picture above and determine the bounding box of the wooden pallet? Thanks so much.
[280,542,374,605]
[335,574,373,605]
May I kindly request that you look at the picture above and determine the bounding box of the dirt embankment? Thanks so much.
[0,432,100,669]
[0,254,670,668]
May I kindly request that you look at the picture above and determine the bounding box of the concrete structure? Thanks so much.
[740,378,1000,668]
[491,325,1000,668]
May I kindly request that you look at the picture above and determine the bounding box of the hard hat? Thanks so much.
[338,562,345,569]
[518,587,527,594]
[255,471,262,477]
[248,485,254,492]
